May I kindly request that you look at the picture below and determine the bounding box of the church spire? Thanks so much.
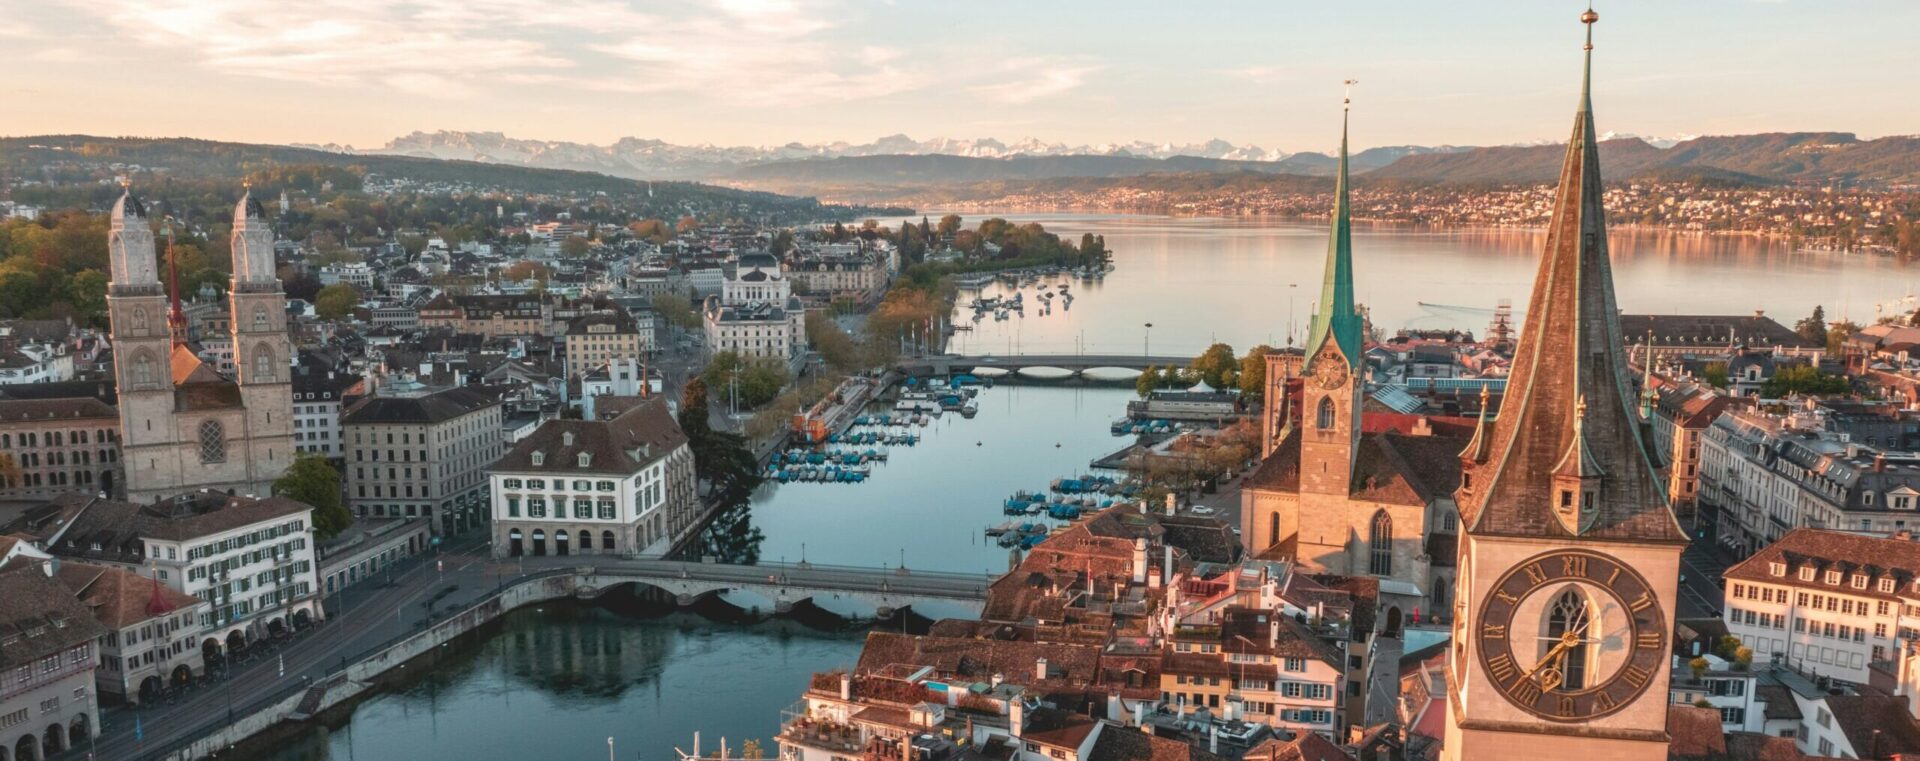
[1303,81,1363,369]
[1457,7,1683,542]
[162,219,189,348]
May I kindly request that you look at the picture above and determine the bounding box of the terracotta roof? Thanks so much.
[1085,725,1229,761]
[1824,694,1920,757]
[1666,705,1727,760]
[55,563,203,629]
[1020,707,1096,749]
[0,563,109,668]
[0,396,117,422]
[492,398,685,476]
[1724,528,1920,597]
[1243,733,1355,761]
[170,344,224,385]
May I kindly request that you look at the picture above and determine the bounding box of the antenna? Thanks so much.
[1342,79,1358,109]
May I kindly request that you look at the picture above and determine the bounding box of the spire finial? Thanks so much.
[1582,4,1598,50]
[1342,79,1357,110]
[119,176,130,190]
[1575,394,1588,427]
[243,177,252,190]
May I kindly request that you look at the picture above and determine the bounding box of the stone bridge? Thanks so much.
[528,557,991,618]
[898,353,1192,379]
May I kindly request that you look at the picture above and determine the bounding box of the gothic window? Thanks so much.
[1316,397,1335,430]
[1544,588,1593,690]
[198,420,227,464]
[1269,512,1282,549]
[1368,510,1393,576]
[131,352,154,386]
[253,307,269,331]
[253,346,275,381]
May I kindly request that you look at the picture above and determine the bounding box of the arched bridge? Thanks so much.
[899,353,1193,378]
[512,556,990,617]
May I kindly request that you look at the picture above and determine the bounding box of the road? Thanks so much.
[1676,538,1731,621]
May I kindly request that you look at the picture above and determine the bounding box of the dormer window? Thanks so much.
[578,452,592,467]
[1770,562,1786,577]
[1880,578,1896,594]
[530,451,545,466]
[1852,574,1869,589]
[1800,567,1816,582]
[1825,570,1842,586]
[562,431,575,446]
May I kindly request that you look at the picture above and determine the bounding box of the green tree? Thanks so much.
[1238,345,1275,395]
[69,269,109,328]
[560,236,591,258]
[1702,362,1729,389]
[651,293,701,331]
[275,454,351,539]
[1190,343,1237,389]
[1794,305,1826,345]
[807,312,861,372]
[936,214,963,237]
[314,283,358,320]
[1828,320,1862,356]
[1761,365,1851,397]
[1137,365,1159,398]
[703,351,789,408]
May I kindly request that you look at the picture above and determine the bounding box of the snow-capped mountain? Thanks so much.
[299,131,1297,180]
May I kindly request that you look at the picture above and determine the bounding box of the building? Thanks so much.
[1618,313,1822,363]
[787,243,893,306]
[564,310,649,379]
[1646,381,1735,529]
[1698,403,1920,557]
[1721,528,1920,685]
[291,368,361,458]
[1445,15,1688,760]
[0,341,74,385]
[55,563,208,705]
[417,293,554,338]
[703,253,807,361]
[368,304,419,330]
[318,262,374,288]
[487,397,694,558]
[315,517,431,598]
[0,397,123,501]
[0,556,106,759]
[40,491,321,663]
[1241,110,1469,619]
[341,386,504,535]
[1161,606,1345,740]
[108,188,295,503]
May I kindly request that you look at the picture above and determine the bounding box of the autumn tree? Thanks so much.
[314,283,359,320]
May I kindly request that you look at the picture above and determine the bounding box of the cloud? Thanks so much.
[968,58,1101,105]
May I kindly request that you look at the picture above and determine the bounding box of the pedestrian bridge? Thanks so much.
[898,353,1191,379]
[513,556,990,618]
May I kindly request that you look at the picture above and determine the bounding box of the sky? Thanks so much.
[2,0,1915,154]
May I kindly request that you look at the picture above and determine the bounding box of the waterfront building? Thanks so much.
[1444,11,1688,760]
[32,491,320,666]
[341,386,504,535]
[564,310,649,379]
[291,368,360,458]
[1698,403,1920,556]
[54,563,207,705]
[786,242,895,307]
[1618,313,1821,364]
[108,188,297,503]
[1241,102,1470,619]
[0,397,123,501]
[0,553,106,759]
[702,252,807,362]
[487,396,693,558]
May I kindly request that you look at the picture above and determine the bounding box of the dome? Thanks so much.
[111,190,147,220]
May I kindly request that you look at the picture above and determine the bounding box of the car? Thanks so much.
[1190,506,1215,516]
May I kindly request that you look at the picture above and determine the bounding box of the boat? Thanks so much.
[961,400,979,418]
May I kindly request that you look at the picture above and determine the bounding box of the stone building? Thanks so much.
[54,563,207,705]
[341,386,504,535]
[564,310,649,379]
[1723,528,1920,686]
[703,252,806,361]
[0,554,105,760]
[107,187,295,503]
[487,396,694,558]
[291,368,361,459]
[0,398,122,501]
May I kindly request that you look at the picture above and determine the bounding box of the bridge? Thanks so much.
[898,353,1193,379]
[518,555,991,617]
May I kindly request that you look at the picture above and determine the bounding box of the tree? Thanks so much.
[1828,320,1862,356]
[807,312,861,372]
[1689,655,1709,681]
[1190,343,1236,389]
[1238,345,1275,395]
[676,215,701,235]
[314,283,358,320]
[936,214,963,237]
[560,236,591,258]
[275,454,351,539]
[769,229,795,256]
[1137,365,1159,398]
[702,351,789,409]
[69,269,108,328]
[1761,365,1851,397]
[1794,305,1827,345]
[652,293,702,331]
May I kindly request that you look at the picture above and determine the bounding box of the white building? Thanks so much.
[291,369,359,458]
[1723,528,1920,685]
[0,341,74,384]
[319,262,374,288]
[487,397,695,558]
[55,563,210,705]
[703,253,806,362]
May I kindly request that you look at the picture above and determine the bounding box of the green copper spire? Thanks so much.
[1303,82,1363,369]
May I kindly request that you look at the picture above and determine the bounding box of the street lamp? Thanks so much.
[1144,323,1153,360]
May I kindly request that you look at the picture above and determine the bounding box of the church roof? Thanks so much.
[170,344,224,386]
[1246,424,1466,507]
[111,189,147,220]
[1456,16,1684,544]
[235,189,268,221]
[1302,99,1363,371]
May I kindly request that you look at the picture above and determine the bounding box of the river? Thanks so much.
[262,212,1920,760]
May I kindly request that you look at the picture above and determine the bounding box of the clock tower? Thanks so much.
[1444,9,1687,761]
[1298,86,1363,498]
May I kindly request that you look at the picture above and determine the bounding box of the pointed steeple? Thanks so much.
[1303,81,1363,370]
[1460,384,1494,465]
[1457,8,1683,542]
[162,220,189,348]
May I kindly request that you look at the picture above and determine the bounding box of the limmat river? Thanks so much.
[258,212,1920,760]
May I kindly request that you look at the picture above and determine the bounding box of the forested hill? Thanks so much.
[0,135,887,222]
[1368,132,1920,186]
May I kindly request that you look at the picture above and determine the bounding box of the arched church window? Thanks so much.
[132,352,153,386]
[254,307,269,331]
[254,347,274,381]
[1544,588,1592,690]
[1269,512,1281,549]
[1316,397,1335,430]
[198,420,227,464]
[1368,510,1393,576]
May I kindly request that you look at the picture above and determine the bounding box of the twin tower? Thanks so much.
[106,187,294,502]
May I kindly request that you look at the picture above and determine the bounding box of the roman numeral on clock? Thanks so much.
[1494,589,1519,605]
[1561,555,1587,577]
[1524,563,1548,585]
[1482,623,1506,640]
[1558,696,1577,717]
[1486,653,1517,682]
[1621,664,1651,689]
[1594,692,1617,712]
[1629,591,1655,613]
[1637,631,1662,650]
[1508,677,1543,705]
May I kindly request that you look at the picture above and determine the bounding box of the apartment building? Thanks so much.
[1722,528,1920,685]
[564,310,649,379]
[0,398,122,500]
[342,386,504,535]
[0,556,106,759]
[1161,607,1344,740]
[291,369,360,458]
[1700,403,1920,557]
[1648,381,1736,525]
[55,563,208,705]
[488,397,693,558]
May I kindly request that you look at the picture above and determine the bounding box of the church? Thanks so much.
[107,185,295,503]
[1239,90,1474,621]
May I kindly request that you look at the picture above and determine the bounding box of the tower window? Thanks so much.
[1368,510,1393,576]
[1544,588,1593,690]
[198,420,227,464]
[1316,397,1335,430]
[254,347,275,381]
[132,352,154,386]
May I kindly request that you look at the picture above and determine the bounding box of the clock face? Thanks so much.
[1314,359,1349,390]
[1474,549,1667,722]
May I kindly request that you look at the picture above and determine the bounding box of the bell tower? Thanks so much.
[229,185,295,487]
[1298,82,1364,498]
[106,185,174,498]
[1445,10,1686,761]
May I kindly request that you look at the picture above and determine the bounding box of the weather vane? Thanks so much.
[1343,79,1358,110]
[1582,4,1598,51]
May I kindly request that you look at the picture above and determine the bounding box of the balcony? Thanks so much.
[777,715,867,755]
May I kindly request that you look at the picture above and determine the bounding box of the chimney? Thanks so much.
[1132,538,1147,584]
[1270,617,1280,648]
[839,672,851,701]
[1208,724,1218,755]
[991,673,1004,689]
[1132,700,1144,727]
[1009,698,1026,739]
[1165,492,1177,516]
[1876,453,1887,473]
[1106,692,1124,723]
[1035,657,1049,682]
